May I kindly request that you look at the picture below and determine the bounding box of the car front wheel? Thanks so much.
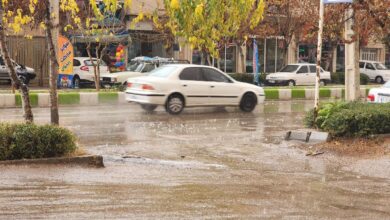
[140,104,158,112]
[239,93,257,112]
[375,76,384,84]
[166,94,184,115]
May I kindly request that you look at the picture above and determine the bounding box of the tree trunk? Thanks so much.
[0,26,33,123]
[45,0,59,125]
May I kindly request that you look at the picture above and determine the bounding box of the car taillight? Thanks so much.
[142,84,155,90]
[367,94,375,102]
[127,82,132,88]
[80,66,89,71]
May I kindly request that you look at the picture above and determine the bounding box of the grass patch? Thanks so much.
[319,88,331,98]
[15,93,38,107]
[58,93,80,105]
[98,92,119,103]
[264,89,279,100]
[291,89,305,99]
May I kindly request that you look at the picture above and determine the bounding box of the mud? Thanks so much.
[0,101,390,219]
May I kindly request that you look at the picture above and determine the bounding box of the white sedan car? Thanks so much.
[125,64,265,114]
[266,63,331,86]
[367,81,390,103]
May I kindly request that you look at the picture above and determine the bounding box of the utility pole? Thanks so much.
[344,5,360,101]
[314,0,325,115]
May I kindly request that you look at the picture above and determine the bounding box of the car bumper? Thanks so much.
[125,91,166,105]
[258,94,265,103]
[265,80,289,86]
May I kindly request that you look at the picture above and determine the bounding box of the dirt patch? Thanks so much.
[316,136,390,158]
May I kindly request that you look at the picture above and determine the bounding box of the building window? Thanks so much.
[361,48,379,61]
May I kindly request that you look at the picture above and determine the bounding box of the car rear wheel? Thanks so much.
[166,94,184,115]
[140,104,158,112]
[239,93,257,112]
[320,80,326,86]
[18,75,28,85]
[288,80,295,87]
[375,76,384,84]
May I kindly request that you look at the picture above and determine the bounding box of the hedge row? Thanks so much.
[0,123,77,161]
[305,102,390,137]
[331,72,370,85]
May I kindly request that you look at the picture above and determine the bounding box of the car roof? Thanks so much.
[287,63,317,66]
[161,64,216,68]
[360,60,381,63]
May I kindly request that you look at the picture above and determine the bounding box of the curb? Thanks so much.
[0,88,371,108]
[0,155,104,168]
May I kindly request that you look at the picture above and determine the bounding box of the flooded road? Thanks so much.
[0,101,390,219]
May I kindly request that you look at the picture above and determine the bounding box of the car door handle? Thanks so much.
[210,85,215,88]
[182,84,187,87]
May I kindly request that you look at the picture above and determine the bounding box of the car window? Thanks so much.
[73,59,81,67]
[148,66,178,78]
[366,63,375,70]
[179,67,204,81]
[297,66,309,74]
[280,65,299,72]
[84,59,107,66]
[203,68,231,83]
[359,62,365,68]
[374,63,387,70]
[141,64,155,73]
[309,66,316,73]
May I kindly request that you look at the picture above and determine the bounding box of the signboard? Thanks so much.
[57,35,74,88]
[324,0,352,4]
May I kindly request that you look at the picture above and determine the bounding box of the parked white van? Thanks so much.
[359,60,390,84]
[265,63,331,86]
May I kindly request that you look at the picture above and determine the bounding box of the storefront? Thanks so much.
[247,37,286,73]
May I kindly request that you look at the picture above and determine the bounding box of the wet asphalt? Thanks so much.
[0,101,390,219]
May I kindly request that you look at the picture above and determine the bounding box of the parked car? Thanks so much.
[359,60,390,84]
[367,81,390,103]
[72,57,109,88]
[100,57,189,88]
[265,63,331,86]
[125,64,265,114]
[0,56,36,85]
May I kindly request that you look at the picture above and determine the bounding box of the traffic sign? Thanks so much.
[324,0,352,3]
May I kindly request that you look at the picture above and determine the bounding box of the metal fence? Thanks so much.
[6,36,49,87]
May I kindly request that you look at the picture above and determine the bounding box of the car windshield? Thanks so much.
[374,63,387,70]
[384,81,390,88]
[85,59,107,66]
[280,65,299,72]
[148,66,178,78]
[127,62,140,71]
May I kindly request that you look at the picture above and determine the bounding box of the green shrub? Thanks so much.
[0,123,77,161]
[228,73,254,83]
[319,88,331,98]
[305,102,390,137]
[15,94,38,107]
[331,72,369,85]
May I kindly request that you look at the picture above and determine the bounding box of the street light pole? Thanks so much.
[344,5,360,101]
